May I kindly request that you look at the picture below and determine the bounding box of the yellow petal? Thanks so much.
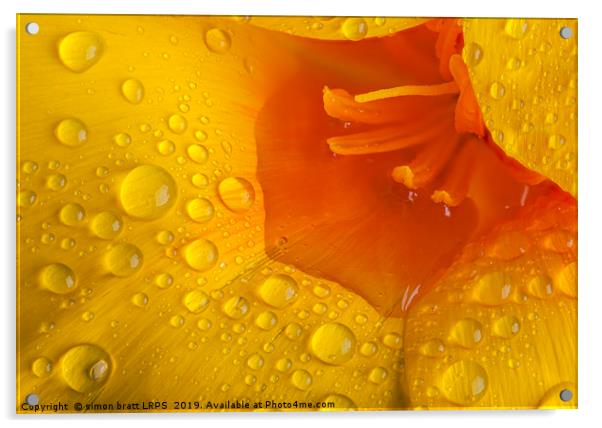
[246,16,427,41]
[462,18,577,196]
[17,14,407,411]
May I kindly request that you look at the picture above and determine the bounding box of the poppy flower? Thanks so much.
[17,15,577,411]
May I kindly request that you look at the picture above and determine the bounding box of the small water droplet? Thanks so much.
[121,78,144,104]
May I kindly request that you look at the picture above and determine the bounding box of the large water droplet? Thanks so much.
[90,211,122,239]
[183,290,209,313]
[449,318,483,348]
[187,144,209,164]
[205,28,231,53]
[39,263,77,294]
[341,18,368,40]
[222,296,250,319]
[504,18,529,39]
[419,339,446,357]
[105,243,143,276]
[291,369,312,390]
[439,360,488,405]
[55,118,87,147]
[473,271,513,305]
[526,275,554,299]
[218,177,255,213]
[60,203,86,226]
[182,238,218,272]
[31,357,53,378]
[320,394,356,410]
[185,198,214,223]
[58,31,104,72]
[61,344,111,392]
[168,114,187,134]
[310,322,356,365]
[257,274,298,308]
[492,315,521,338]
[119,165,177,220]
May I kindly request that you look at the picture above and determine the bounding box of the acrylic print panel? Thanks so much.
[16,15,577,413]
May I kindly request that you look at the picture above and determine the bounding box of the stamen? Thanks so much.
[430,136,478,206]
[327,106,452,155]
[354,81,459,103]
[391,125,461,189]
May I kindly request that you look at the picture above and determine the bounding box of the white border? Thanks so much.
[3,1,601,427]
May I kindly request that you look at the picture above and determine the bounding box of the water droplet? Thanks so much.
[183,290,209,313]
[321,394,356,410]
[132,292,149,307]
[218,177,255,213]
[170,314,185,328]
[156,230,174,245]
[439,360,488,405]
[60,203,86,226]
[191,173,209,188]
[291,369,312,390]
[473,271,513,305]
[61,344,111,392]
[489,81,506,100]
[492,315,521,338]
[504,19,528,39]
[112,132,132,148]
[22,160,39,174]
[449,318,483,348]
[197,318,212,331]
[258,274,298,308]
[555,261,577,297]
[222,296,249,319]
[526,275,554,299]
[18,190,37,208]
[382,332,403,349]
[205,28,231,54]
[119,165,177,220]
[247,353,264,370]
[31,357,53,378]
[185,198,214,223]
[187,144,209,164]
[55,118,87,147]
[154,272,173,289]
[255,311,277,330]
[464,42,483,66]
[168,114,187,134]
[360,341,378,357]
[121,78,144,104]
[156,139,175,156]
[285,322,303,340]
[39,263,76,294]
[548,134,566,150]
[368,367,388,384]
[310,322,356,365]
[90,211,122,239]
[341,18,368,40]
[419,339,446,357]
[58,31,104,72]
[182,238,219,272]
[105,243,143,276]
[46,173,68,191]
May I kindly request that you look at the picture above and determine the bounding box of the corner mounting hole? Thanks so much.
[559,388,573,402]
[25,393,39,406]
[560,27,573,39]
[25,22,39,35]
